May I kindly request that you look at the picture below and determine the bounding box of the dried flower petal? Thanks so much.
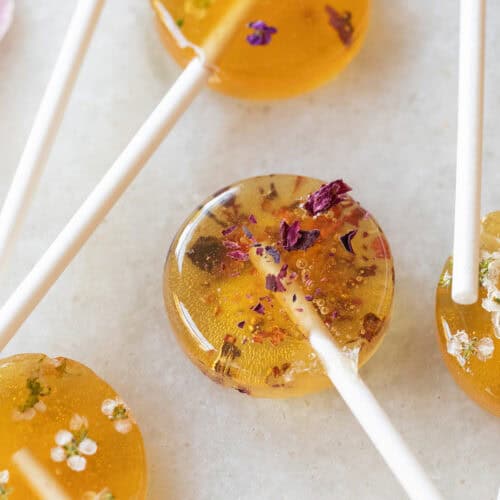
[237,321,245,329]
[256,247,264,256]
[251,302,265,314]
[242,226,254,239]
[340,230,358,254]
[248,214,257,224]
[227,250,249,262]
[221,225,237,236]
[325,6,354,46]
[223,240,240,249]
[247,20,277,46]
[265,274,286,293]
[304,179,352,216]
[187,236,225,272]
[265,245,281,263]
[280,220,320,251]
[277,264,288,280]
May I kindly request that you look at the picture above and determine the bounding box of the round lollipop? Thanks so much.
[436,211,500,416]
[165,174,393,397]
[164,174,441,499]
[152,0,370,99]
[0,353,147,498]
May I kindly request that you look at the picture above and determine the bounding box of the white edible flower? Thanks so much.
[68,455,87,472]
[50,446,66,463]
[55,430,73,447]
[442,319,494,369]
[101,397,135,434]
[50,414,97,472]
[78,438,97,456]
[476,337,494,361]
[0,469,9,484]
[12,407,36,421]
[69,413,88,431]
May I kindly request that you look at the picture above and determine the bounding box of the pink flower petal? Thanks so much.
[0,0,14,42]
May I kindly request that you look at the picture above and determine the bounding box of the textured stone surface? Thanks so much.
[0,1,499,498]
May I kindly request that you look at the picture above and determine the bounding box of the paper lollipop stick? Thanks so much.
[0,0,105,275]
[248,247,442,500]
[452,0,486,305]
[12,448,70,500]
[0,1,255,348]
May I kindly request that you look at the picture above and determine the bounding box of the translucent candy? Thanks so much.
[164,175,394,398]
[0,354,147,498]
[151,0,370,99]
[436,211,500,416]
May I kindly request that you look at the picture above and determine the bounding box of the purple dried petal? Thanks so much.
[340,230,358,254]
[251,303,265,314]
[305,295,313,301]
[325,6,354,46]
[256,247,264,256]
[265,245,281,263]
[237,321,245,329]
[223,240,240,249]
[222,225,237,236]
[248,214,257,224]
[265,274,286,293]
[280,220,320,251]
[247,20,278,46]
[303,179,352,216]
[242,226,254,239]
[265,275,278,292]
[277,264,288,280]
[227,250,249,261]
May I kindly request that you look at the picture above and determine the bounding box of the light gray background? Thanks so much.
[0,1,499,499]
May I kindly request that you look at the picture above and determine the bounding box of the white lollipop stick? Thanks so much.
[452,0,486,305]
[0,0,255,349]
[0,0,105,275]
[12,448,70,500]
[249,249,442,500]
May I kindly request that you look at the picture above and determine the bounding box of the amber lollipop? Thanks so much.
[164,174,442,499]
[0,353,147,498]
[436,212,500,416]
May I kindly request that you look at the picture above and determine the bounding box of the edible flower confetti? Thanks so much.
[246,20,277,46]
[304,179,351,216]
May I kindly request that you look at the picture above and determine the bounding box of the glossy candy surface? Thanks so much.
[0,354,147,498]
[436,212,500,416]
[164,175,394,398]
[152,0,370,99]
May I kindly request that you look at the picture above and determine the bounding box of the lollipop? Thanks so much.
[0,353,147,498]
[152,0,370,99]
[436,211,500,416]
[164,174,441,499]
[165,174,393,397]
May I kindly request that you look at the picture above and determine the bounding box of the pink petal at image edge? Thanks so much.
[0,0,14,42]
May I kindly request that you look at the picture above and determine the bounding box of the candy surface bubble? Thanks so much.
[164,174,394,398]
[0,353,147,498]
[151,0,370,99]
[436,211,500,416]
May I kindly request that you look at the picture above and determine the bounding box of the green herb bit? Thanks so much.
[479,257,493,285]
[176,18,185,28]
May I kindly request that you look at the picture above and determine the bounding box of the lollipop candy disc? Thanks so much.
[152,0,370,99]
[436,211,500,416]
[0,354,147,498]
[164,174,394,398]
